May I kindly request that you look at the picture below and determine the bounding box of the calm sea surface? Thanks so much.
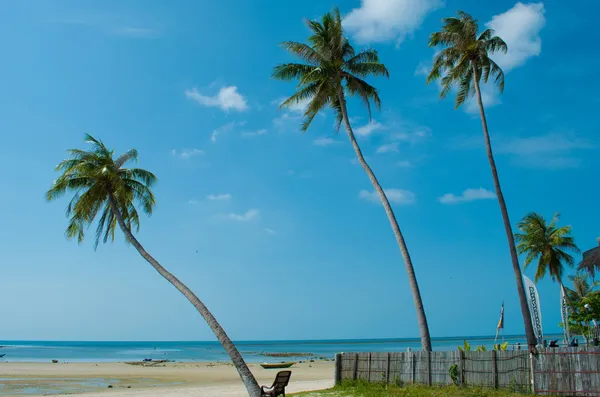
[0,335,558,363]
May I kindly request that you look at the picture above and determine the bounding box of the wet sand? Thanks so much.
[0,361,334,396]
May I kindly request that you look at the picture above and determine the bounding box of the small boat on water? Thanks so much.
[260,362,295,369]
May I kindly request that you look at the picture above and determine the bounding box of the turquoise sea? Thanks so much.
[0,335,558,363]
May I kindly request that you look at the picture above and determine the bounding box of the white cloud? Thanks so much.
[227,209,259,222]
[210,121,245,143]
[487,3,546,72]
[207,193,232,201]
[313,137,336,147]
[344,0,443,45]
[359,188,416,205]
[188,199,200,205]
[355,120,384,137]
[185,86,248,111]
[376,142,399,153]
[438,188,496,204]
[171,148,204,159]
[264,228,277,235]
[396,160,414,168]
[241,129,267,138]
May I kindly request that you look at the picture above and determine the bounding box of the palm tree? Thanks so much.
[514,212,580,285]
[566,273,596,304]
[273,7,432,351]
[46,135,261,397]
[427,10,537,349]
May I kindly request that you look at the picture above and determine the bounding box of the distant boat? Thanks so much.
[260,362,295,369]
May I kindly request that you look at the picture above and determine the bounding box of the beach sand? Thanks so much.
[0,361,334,396]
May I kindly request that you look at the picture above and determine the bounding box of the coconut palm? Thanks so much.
[514,212,580,284]
[46,135,261,397]
[566,273,596,304]
[426,10,537,348]
[272,7,432,351]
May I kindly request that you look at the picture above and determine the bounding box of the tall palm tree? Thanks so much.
[514,212,580,285]
[427,10,537,349]
[273,7,432,351]
[46,135,261,397]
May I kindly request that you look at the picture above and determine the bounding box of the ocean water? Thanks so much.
[0,335,556,363]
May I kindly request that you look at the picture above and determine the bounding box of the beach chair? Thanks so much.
[261,370,292,397]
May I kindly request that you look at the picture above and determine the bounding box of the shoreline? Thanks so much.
[0,360,334,396]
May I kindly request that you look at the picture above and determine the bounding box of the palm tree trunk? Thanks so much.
[336,86,432,352]
[107,196,261,397]
[472,69,537,349]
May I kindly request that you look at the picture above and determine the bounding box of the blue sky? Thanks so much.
[0,0,598,342]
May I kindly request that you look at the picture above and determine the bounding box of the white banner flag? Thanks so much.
[560,284,570,344]
[524,275,544,344]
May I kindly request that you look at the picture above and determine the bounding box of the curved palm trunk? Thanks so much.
[108,197,261,397]
[336,87,432,352]
[472,70,537,349]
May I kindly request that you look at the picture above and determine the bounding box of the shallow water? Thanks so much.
[0,335,559,363]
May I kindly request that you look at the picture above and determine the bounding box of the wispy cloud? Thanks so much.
[113,27,159,38]
[496,132,592,169]
[313,137,336,147]
[264,228,277,235]
[241,129,267,138]
[344,0,442,45]
[210,121,246,143]
[438,188,496,204]
[185,86,248,112]
[414,61,430,76]
[171,148,204,159]
[355,120,384,137]
[393,126,431,144]
[50,16,161,39]
[207,193,232,201]
[188,199,200,205]
[376,142,399,153]
[396,160,414,168]
[359,188,416,205]
[273,97,310,114]
[228,209,259,221]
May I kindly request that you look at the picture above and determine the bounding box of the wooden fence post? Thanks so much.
[426,351,432,386]
[492,350,498,389]
[367,353,372,382]
[386,353,391,384]
[459,350,465,386]
[529,352,536,394]
[411,353,416,384]
[334,353,342,385]
[353,353,359,381]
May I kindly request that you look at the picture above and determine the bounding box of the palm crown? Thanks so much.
[514,212,580,283]
[272,7,389,131]
[45,134,156,248]
[427,11,507,107]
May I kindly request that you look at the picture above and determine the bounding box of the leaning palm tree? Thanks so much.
[515,212,580,285]
[273,7,432,351]
[46,135,261,397]
[427,11,537,349]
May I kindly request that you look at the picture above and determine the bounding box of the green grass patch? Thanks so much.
[293,380,530,397]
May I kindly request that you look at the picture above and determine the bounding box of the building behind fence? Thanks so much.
[334,348,600,396]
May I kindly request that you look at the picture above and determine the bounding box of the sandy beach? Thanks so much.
[0,361,334,396]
